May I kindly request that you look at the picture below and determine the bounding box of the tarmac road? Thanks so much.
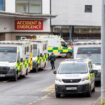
[0,58,100,105]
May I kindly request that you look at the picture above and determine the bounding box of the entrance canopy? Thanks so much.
[0,11,56,19]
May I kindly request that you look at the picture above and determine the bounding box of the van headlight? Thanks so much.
[8,67,16,73]
[10,67,16,70]
[8,69,15,74]
[55,78,62,83]
[81,76,89,81]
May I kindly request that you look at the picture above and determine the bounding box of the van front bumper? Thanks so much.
[55,84,90,94]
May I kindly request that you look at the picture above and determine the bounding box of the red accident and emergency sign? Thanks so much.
[15,20,43,30]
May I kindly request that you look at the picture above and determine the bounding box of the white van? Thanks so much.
[73,40,101,83]
[54,59,95,98]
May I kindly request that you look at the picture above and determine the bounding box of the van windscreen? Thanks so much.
[58,63,88,74]
[77,47,101,54]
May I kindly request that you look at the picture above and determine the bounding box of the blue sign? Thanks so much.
[0,0,4,11]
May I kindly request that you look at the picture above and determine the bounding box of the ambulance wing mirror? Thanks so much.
[20,58,23,62]
[61,41,67,47]
[40,53,43,57]
[53,70,56,74]
[26,57,28,59]
[90,70,95,74]
[17,59,20,63]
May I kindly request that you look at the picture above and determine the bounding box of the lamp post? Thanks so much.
[101,0,105,102]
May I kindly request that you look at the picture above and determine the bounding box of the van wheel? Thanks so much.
[92,86,95,92]
[55,92,61,98]
[86,87,92,97]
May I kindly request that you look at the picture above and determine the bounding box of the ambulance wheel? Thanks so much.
[44,63,46,69]
[12,72,18,81]
[35,65,38,72]
[26,69,28,75]
[66,53,71,58]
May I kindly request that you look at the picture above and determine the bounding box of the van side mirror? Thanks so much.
[90,70,98,74]
[53,70,56,74]
[90,70,95,73]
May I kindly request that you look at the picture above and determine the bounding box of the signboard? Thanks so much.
[15,20,43,30]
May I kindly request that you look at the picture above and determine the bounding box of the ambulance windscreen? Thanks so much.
[0,47,17,62]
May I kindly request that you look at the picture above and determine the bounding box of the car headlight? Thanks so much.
[81,76,89,81]
[97,69,101,73]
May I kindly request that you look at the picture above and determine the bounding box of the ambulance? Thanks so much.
[20,38,48,72]
[37,35,73,58]
[18,39,33,71]
[73,40,101,83]
[0,41,30,81]
[30,40,48,72]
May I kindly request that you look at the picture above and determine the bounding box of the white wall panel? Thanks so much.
[5,0,15,13]
[0,17,50,32]
[0,17,13,32]
[42,0,50,14]
[51,0,102,26]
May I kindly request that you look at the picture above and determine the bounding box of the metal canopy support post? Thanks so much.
[69,26,72,41]
[69,26,74,41]
[60,26,62,38]
[101,0,105,101]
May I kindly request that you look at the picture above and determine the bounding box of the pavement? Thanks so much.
[92,98,105,105]
[92,98,101,105]
[0,58,100,105]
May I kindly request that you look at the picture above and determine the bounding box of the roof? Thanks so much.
[0,40,30,45]
[0,11,56,19]
[61,58,91,64]
[73,40,101,45]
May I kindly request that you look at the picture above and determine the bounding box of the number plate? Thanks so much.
[66,87,77,90]
[0,74,5,77]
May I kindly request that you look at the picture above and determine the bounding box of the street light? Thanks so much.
[101,0,105,103]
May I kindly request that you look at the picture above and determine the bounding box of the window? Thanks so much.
[0,47,17,52]
[85,5,92,13]
[30,45,32,52]
[61,41,67,47]
[0,0,5,11]
[42,44,47,51]
[25,47,27,54]
[88,62,92,70]
[27,47,29,52]
[33,44,37,49]
[16,0,42,14]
